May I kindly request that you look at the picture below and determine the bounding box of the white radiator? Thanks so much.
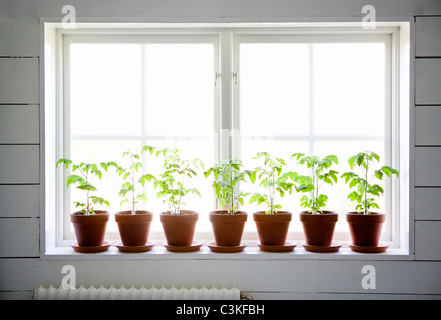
[33,285,249,300]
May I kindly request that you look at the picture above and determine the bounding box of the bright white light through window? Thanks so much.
[63,33,392,242]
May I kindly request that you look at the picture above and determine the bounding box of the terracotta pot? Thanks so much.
[209,210,248,246]
[160,210,198,246]
[346,212,385,246]
[115,210,153,246]
[299,211,338,246]
[70,210,109,247]
[253,211,292,245]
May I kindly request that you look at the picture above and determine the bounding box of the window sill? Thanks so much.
[41,241,412,261]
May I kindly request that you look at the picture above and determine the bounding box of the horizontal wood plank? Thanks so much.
[416,17,441,57]
[0,218,39,257]
[415,59,441,105]
[415,106,441,145]
[415,147,441,187]
[415,221,441,261]
[0,58,39,104]
[415,188,441,221]
[0,17,39,57]
[0,145,39,184]
[0,105,39,144]
[0,258,440,295]
[0,185,40,218]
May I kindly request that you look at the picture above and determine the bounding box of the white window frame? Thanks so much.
[42,22,410,257]
[60,32,221,244]
[231,31,395,243]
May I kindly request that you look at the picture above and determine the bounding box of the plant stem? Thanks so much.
[131,169,135,215]
[230,168,234,214]
[364,162,369,215]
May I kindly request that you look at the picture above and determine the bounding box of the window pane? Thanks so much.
[69,44,143,137]
[313,43,386,137]
[145,44,214,137]
[66,39,216,238]
[239,43,309,137]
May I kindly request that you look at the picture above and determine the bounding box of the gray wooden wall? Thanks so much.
[1,0,441,300]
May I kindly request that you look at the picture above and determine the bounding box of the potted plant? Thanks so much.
[204,159,250,252]
[341,151,399,253]
[247,152,295,251]
[109,146,157,252]
[56,159,110,253]
[292,153,340,252]
[154,148,204,251]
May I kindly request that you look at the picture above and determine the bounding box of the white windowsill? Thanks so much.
[41,241,412,261]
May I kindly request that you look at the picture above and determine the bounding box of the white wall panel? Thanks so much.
[415,147,441,186]
[0,18,39,57]
[0,105,39,144]
[416,17,441,57]
[415,106,441,145]
[415,59,441,105]
[0,58,39,104]
[0,185,40,218]
[0,259,440,296]
[415,188,441,220]
[0,218,39,257]
[415,221,441,260]
[0,145,39,184]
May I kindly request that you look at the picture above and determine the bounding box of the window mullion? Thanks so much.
[219,30,234,162]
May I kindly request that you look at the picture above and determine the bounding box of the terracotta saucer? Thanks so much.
[115,241,155,253]
[302,243,341,253]
[72,241,111,253]
[257,242,296,252]
[207,242,247,253]
[163,241,203,252]
[349,244,388,253]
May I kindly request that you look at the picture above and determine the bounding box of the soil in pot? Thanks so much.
[160,210,198,247]
[299,211,339,249]
[346,212,385,247]
[209,210,248,247]
[70,210,109,248]
[115,210,153,247]
[253,211,292,246]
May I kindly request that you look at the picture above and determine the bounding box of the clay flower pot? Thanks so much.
[300,211,339,250]
[253,211,292,246]
[160,210,198,246]
[70,210,109,247]
[209,210,248,247]
[346,212,385,247]
[115,210,153,246]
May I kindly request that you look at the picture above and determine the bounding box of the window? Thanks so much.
[44,23,408,251]
[234,34,393,240]
[62,35,218,242]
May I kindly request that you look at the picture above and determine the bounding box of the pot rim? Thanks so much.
[160,210,198,223]
[71,210,109,216]
[346,211,385,223]
[253,210,292,222]
[209,211,248,223]
[115,210,153,215]
[209,209,248,215]
[115,210,153,223]
[346,211,384,216]
[70,210,109,223]
[253,210,292,215]
[299,210,338,222]
[160,209,198,216]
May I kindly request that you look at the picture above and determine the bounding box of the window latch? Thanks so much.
[214,72,221,86]
[233,72,239,86]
